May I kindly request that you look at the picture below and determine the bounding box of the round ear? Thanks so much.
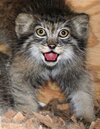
[15,13,34,38]
[71,13,89,38]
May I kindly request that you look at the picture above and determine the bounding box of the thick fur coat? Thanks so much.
[0,0,95,122]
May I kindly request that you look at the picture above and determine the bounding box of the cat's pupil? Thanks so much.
[39,29,43,34]
[61,30,66,35]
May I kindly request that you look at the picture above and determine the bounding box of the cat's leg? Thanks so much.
[0,53,14,115]
[68,75,95,122]
[59,72,95,122]
[69,90,95,122]
[11,82,39,113]
[10,68,39,113]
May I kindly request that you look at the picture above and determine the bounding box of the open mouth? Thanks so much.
[43,52,59,62]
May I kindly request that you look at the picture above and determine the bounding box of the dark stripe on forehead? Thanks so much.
[24,0,74,17]
[41,15,67,23]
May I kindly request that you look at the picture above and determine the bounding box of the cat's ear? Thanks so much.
[15,13,34,38]
[71,13,89,38]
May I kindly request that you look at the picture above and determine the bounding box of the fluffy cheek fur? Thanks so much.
[58,46,74,64]
[29,44,74,66]
[29,45,43,64]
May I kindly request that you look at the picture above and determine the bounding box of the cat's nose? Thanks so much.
[48,44,56,49]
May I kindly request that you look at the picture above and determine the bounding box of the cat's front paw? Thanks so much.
[70,91,95,122]
[14,100,39,114]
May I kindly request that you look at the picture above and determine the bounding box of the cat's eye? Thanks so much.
[36,28,46,37]
[58,29,69,38]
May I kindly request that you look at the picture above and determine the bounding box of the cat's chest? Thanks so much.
[36,68,65,104]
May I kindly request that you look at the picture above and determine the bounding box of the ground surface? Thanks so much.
[0,98,100,129]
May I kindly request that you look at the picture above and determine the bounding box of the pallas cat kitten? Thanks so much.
[0,0,95,122]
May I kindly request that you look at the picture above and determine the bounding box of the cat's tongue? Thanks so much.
[44,52,58,62]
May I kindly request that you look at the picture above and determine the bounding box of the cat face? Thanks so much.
[15,13,89,67]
